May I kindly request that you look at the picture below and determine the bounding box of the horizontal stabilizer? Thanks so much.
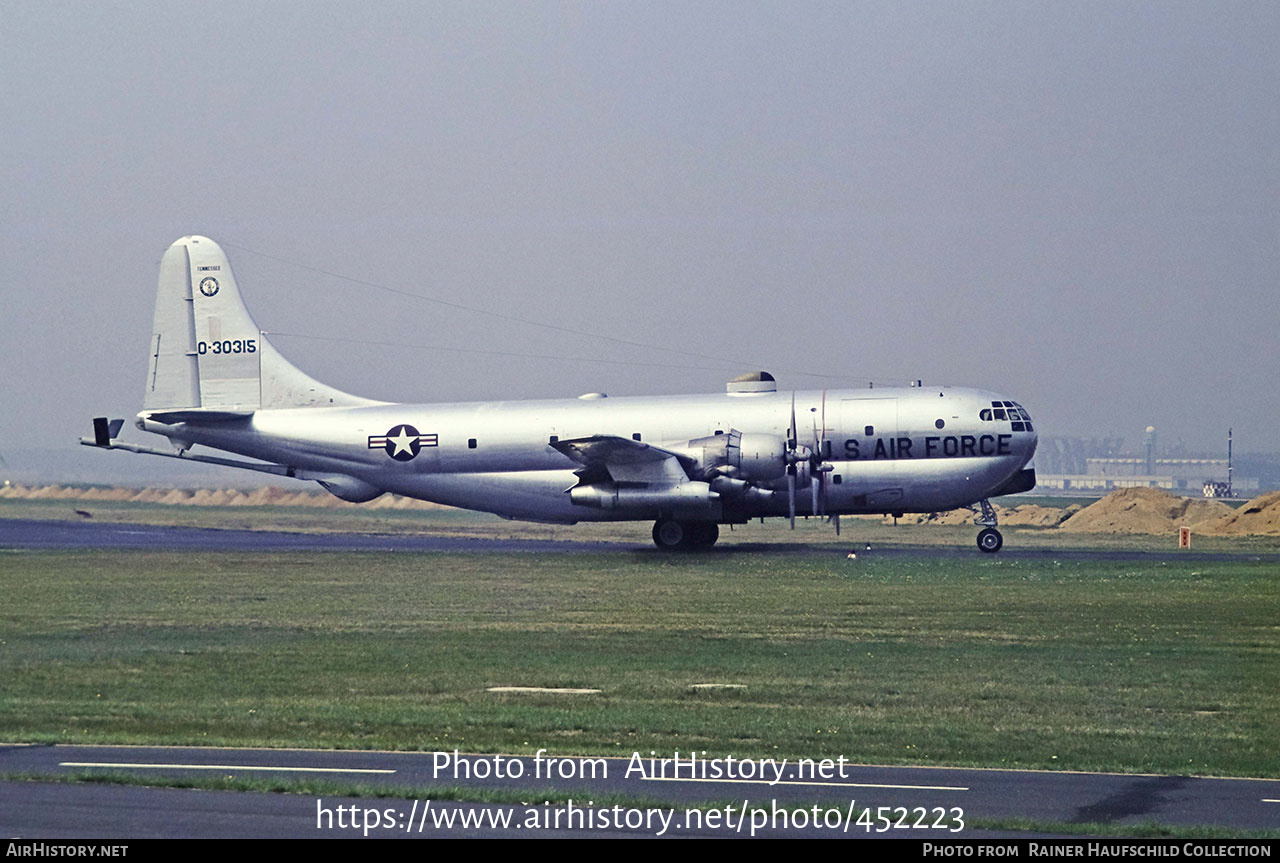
[78,435,295,477]
[144,409,255,425]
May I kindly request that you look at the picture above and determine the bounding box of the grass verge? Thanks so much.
[2,546,1277,776]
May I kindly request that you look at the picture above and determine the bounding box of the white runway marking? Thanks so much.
[486,687,601,694]
[60,761,395,774]
[640,776,967,792]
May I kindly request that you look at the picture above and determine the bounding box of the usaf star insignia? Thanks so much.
[368,424,438,461]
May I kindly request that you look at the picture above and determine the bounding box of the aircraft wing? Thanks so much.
[551,435,693,483]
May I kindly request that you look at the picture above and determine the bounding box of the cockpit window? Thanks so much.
[981,402,1034,431]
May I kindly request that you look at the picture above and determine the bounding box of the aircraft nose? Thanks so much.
[1016,401,1039,462]
[982,396,1038,461]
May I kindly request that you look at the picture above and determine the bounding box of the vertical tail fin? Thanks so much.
[143,236,377,412]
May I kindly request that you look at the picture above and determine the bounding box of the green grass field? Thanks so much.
[3,508,1277,778]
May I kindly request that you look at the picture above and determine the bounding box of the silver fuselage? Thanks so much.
[140,385,1036,524]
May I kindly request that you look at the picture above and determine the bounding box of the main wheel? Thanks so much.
[687,522,719,549]
[652,519,719,551]
[653,518,688,550]
[977,527,1003,553]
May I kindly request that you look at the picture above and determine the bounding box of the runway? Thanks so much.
[3,517,1275,561]
[2,744,1277,838]
[0,517,632,554]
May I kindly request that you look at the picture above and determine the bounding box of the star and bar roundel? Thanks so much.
[368,424,438,461]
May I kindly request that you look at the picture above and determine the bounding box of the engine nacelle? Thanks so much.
[679,429,788,482]
[316,475,385,503]
[708,475,776,506]
[758,458,812,491]
[569,482,719,513]
[736,433,788,480]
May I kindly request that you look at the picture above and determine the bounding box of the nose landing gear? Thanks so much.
[973,498,1003,553]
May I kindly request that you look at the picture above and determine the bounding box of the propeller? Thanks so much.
[815,394,840,536]
[782,393,834,530]
[786,393,798,529]
[811,414,829,517]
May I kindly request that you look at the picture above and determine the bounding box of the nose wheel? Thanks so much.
[973,498,1003,553]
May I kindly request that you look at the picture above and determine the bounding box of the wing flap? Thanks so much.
[551,435,692,484]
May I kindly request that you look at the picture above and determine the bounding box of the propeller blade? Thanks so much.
[811,413,828,517]
[787,465,796,529]
[811,472,819,515]
[789,392,798,450]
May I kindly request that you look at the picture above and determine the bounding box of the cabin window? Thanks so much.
[935,419,945,430]
[980,409,993,421]
[468,438,477,449]
[993,409,1006,420]
[632,433,642,441]
[864,425,874,436]
[832,475,842,485]
[549,435,558,444]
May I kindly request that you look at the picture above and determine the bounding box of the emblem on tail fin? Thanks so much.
[198,276,219,297]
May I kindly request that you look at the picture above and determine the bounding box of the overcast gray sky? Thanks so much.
[2,1,1277,474]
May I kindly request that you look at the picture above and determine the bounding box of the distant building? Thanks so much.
[1033,430,1259,496]
[1037,459,1257,495]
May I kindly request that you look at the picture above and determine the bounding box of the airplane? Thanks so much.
[83,235,1038,552]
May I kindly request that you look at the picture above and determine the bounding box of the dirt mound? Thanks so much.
[1059,487,1234,534]
[1001,504,1079,527]
[902,502,1075,527]
[0,483,451,510]
[1196,491,1280,536]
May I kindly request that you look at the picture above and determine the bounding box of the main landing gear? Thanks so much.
[974,498,1003,553]
[652,518,719,551]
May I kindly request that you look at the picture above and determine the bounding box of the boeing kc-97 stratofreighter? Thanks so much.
[84,236,1038,551]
